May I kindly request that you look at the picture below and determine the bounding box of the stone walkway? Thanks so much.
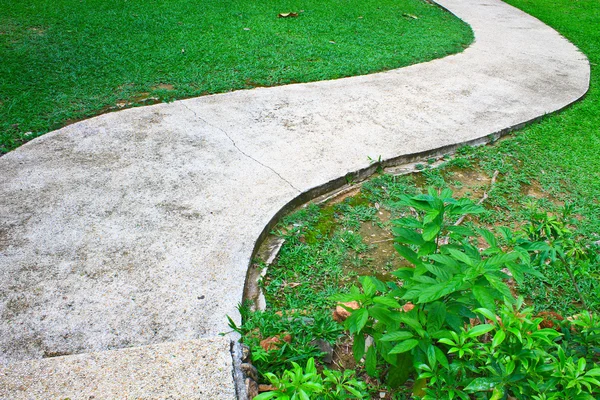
[0,0,589,397]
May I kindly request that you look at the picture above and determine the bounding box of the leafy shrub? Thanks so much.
[254,357,368,400]
[229,304,342,377]
[334,189,600,398]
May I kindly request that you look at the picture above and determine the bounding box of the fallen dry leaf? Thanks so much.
[403,13,419,19]
[278,12,299,18]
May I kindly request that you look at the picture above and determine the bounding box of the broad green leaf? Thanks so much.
[373,296,402,309]
[390,339,419,354]
[426,344,436,368]
[484,275,514,301]
[464,377,501,392]
[423,222,442,242]
[428,254,460,272]
[473,283,497,311]
[485,252,519,268]
[417,276,463,303]
[360,276,377,298]
[392,227,425,246]
[393,217,422,228]
[353,333,366,362]
[467,324,494,338]
[386,353,413,388]
[520,241,551,252]
[434,346,449,369]
[446,225,476,237]
[492,330,506,348]
[478,228,498,248]
[447,248,475,267]
[381,331,414,342]
[424,263,451,281]
[418,241,438,256]
[426,301,447,332]
[474,307,496,321]
[392,268,413,280]
[369,305,401,325]
[365,345,378,377]
[585,368,600,377]
[346,308,368,334]
[423,209,441,225]
[394,244,421,265]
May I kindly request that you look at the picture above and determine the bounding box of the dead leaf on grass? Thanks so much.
[278,12,299,18]
[403,13,419,19]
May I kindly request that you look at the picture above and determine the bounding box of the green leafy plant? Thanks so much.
[254,357,368,400]
[332,190,544,390]
[228,304,342,377]
[421,300,600,399]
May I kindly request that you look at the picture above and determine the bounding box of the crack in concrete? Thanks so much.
[180,101,301,193]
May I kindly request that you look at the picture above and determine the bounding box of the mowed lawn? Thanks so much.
[480,0,600,237]
[0,0,473,154]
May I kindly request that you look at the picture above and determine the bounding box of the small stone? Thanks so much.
[241,344,251,363]
[310,339,333,363]
[258,384,277,392]
[240,363,258,381]
[259,334,292,351]
[332,301,360,322]
[246,378,259,399]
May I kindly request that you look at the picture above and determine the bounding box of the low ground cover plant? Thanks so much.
[233,181,600,399]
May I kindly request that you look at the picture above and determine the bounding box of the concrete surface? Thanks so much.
[0,0,589,396]
[0,337,236,399]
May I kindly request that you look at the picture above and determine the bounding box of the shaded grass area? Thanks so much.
[0,0,473,153]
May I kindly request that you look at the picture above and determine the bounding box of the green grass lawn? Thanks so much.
[0,0,472,154]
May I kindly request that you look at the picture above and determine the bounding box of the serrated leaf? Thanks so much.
[447,248,475,266]
[394,244,421,265]
[424,263,451,281]
[346,308,368,334]
[360,276,377,297]
[485,252,519,268]
[418,241,438,256]
[478,228,498,248]
[423,209,440,225]
[428,254,460,272]
[392,227,425,246]
[389,339,419,354]
[393,217,422,228]
[423,222,441,242]
[447,225,476,237]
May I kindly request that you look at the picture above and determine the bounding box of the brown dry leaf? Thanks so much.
[278,12,299,18]
[403,13,419,19]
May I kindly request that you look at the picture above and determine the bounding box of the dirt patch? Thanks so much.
[152,83,175,91]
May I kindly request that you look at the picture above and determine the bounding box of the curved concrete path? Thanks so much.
[0,0,589,396]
